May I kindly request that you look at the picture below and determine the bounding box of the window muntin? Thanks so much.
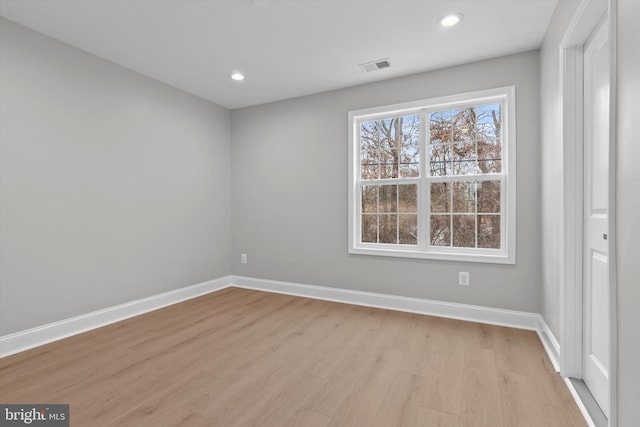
[349,87,515,264]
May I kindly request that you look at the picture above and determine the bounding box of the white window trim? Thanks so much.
[348,86,516,264]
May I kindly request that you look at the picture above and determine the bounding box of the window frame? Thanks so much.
[348,86,516,264]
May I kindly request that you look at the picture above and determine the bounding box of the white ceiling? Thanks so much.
[0,0,558,109]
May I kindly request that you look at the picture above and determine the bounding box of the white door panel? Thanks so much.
[582,15,610,417]
[588,250,609,368]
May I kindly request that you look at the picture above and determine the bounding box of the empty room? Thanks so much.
[0,0,638,426]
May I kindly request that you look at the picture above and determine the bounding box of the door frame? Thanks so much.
[560,0,618,425]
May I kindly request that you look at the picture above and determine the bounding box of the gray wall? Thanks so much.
[0,19,232,335]
[615,1,640,423]
[231,51,542,313]
[539,0,580,343]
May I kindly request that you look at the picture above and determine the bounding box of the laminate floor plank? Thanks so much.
[237,371,324,427]
[416,406,460,427]
[492,325,533,376]
[303,348,377,417]
[371,371,427,427]
[460,348,504,427]
[0,288,587,427]
[105,372,222,427]
[110,407,210,427]
[497,370,553,427]
[288,408,331,427]
[327,347,404,426]
[421,325,466,415]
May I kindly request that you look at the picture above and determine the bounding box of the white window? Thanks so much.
[348,86,516,264]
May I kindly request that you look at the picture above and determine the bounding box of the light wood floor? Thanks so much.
[0,287,587,427]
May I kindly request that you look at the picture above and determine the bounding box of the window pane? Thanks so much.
[453,108,475,142]
[452,141,478,175]
[360,120,380,180]
[429,143,451,177]
[452,215,476,247]
[379,118,399,179]
[430,215,451,246]
[361,214,377,243]
[399,214,418,245]
[476,103,501,140]
[475,103,502,174]
[478,215,501,248]
[360,115,420,180]
[453,181,475,213]
[379,156,395,179]
[398,184,417,213]
[379,214,398,244]
[477,138,502,173]
[400,115,420,178]
[478,158,502,174]
[451,162,476,175]
[430,182,450,213]
[477,181,501,213]
[361,163,380,180]
[430,110,453,144]
[362,185,377,213]
[430,104,503,177]
[379,185,397,213]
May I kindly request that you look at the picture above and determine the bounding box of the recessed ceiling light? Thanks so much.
[230,72,245,81]
[439,13,463,28]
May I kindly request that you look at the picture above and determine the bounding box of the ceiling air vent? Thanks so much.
[359,58,391,72]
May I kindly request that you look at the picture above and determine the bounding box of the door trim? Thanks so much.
[560,0,618,425]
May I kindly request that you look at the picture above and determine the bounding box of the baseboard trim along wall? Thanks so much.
[1,274,560,371]
[232,275,542,328]
[0,276,231,357]
[537,316,562,372]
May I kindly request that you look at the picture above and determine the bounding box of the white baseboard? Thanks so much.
[537,317,562,372]
[0,276,232,358]
[230,275,542,331]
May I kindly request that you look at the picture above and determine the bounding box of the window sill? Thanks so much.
[349,246,515,264]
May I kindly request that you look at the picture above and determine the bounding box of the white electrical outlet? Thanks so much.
[458,272,470,286]
[241,253,247,264]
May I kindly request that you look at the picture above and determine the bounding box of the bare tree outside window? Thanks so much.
[359,104,502,249]
[428,104,502,249]
[360,115,419,245]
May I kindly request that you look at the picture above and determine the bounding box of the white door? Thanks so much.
[582,16,610,418]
